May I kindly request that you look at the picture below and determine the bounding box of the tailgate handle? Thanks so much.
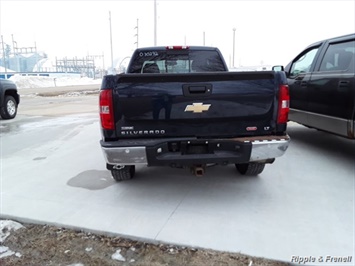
[183,84,212,96]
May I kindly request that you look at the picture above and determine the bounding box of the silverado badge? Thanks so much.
[184,103,211,113]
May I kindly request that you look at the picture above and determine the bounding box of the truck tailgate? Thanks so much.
[106,71,278,138]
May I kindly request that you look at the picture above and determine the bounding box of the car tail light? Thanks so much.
[277,84,290,124]
[166,46,189,50]
[99,89,115,130]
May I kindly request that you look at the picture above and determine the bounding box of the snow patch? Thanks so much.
[0,220,24,259]
[0,220,24,242]
[111,249,126,262]
[9,75,102,89]
[0,246,15,259]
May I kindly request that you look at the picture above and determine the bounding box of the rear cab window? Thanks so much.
[127,48,227,73]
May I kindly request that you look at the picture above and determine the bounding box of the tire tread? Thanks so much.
[235,162,265,176]
[111,166,135,181]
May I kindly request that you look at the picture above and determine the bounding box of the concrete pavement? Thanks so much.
[1,87,354,265]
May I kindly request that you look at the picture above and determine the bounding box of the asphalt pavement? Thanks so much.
[1,85,354,265]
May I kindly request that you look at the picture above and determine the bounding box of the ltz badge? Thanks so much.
[184,103,211,113]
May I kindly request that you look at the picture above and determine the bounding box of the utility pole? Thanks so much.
[1,35,7,75]
[232,28,236,68]
[203,31,205,46]
[134,18,139,48]
[154,0,157,45]
[109,11,114,73]
[11,34,20,72]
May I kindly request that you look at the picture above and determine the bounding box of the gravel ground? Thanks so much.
[1,220,291,266]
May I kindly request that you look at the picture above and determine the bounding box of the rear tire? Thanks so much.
[1,95,17,119]
[111,165,135,181]
[235,162,265,176]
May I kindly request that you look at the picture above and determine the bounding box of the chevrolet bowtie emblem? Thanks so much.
[184,103,211,113]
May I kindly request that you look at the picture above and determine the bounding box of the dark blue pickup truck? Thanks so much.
[99,46,290,180]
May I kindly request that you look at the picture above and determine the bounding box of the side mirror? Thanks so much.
[272,65,284,71]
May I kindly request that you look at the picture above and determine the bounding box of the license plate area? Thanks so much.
[168,140,212,154]
[184,142,210,154]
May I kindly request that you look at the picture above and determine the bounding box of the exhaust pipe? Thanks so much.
[191,165,205,176]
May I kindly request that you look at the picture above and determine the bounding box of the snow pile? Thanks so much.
[0,220,23,242]
[111,249,126,261]
[9,75,102,89]
[0,220,24,259]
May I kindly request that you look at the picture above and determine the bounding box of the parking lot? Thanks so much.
[1,87,354,264]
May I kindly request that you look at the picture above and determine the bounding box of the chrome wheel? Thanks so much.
[1,95,18,119]
[7,99,16,116]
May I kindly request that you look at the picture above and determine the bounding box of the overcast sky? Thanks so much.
[0,0,354,68]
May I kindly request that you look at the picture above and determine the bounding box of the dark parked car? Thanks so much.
[278,33,355,138]
[0,78,20,119]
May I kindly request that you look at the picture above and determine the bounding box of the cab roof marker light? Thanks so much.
[166,46,189,50]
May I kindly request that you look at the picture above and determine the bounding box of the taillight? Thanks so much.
[99,89,115,130]
[277,84,290,124]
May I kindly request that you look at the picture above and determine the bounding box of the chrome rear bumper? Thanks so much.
[101,135,290,166]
